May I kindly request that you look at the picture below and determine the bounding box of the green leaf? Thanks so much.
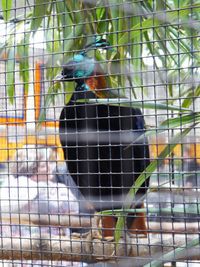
[64,82,75,104]
[45,28,61,54]
[37,82,60,124]
[86,98,191,112]
[144,238,200,267]
[55,1,72,39]
[123,112,200,152]
[96,8,107,33]
[30,0,50,32]
[160,112,200,128]
[114,125,194,244]
[2,0,12,21]
[114,211,126,242]
[108,1,120,45]
[119,18,159,46]
[17,34,30,94]
[130,9,143,88]
[6,47,15,104]
[127,126,194,207]
[182,86,200,108]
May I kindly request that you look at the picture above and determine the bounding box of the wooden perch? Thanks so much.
[149,221,200,234]
[0,214,200,263]
[2,213,200,235]
[2,174,200,263]
[0,232,199,263]
[0,213,92,228]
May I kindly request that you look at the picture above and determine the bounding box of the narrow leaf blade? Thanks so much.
[2,0,12,21]
[30,0,50,32]
[6,47,15,104]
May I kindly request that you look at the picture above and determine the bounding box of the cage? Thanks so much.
[0,0,200,266]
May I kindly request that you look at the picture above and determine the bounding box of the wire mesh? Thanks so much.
[0,0,200,266]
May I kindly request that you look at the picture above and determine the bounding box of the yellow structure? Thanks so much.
[0,61,63,162]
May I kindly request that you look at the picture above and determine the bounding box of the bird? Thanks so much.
[58,37,150,237]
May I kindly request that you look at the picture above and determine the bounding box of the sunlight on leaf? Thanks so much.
[30,0,50,33]
[1,0,12,21]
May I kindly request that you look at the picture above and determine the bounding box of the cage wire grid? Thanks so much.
[0,0,199,266]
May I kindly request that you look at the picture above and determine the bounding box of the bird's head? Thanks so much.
[56,37,110,83]
[57,54,95,82]
[55,37,114,98]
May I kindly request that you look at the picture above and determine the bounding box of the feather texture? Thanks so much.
[58,38,150,235]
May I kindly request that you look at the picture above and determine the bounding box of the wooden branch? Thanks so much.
[2,213,200,234]
[1,213,92,228]
[149,221,200,234]
[0,233,199,263]
[1,214,200,263]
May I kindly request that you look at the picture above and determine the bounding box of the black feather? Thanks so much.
[59,101,150,211]
[58,38,150,230]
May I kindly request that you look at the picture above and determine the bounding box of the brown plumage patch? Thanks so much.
[85,75,110,99]
[101,208,147,238]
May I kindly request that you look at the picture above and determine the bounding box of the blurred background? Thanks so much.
[0,0,200,266]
